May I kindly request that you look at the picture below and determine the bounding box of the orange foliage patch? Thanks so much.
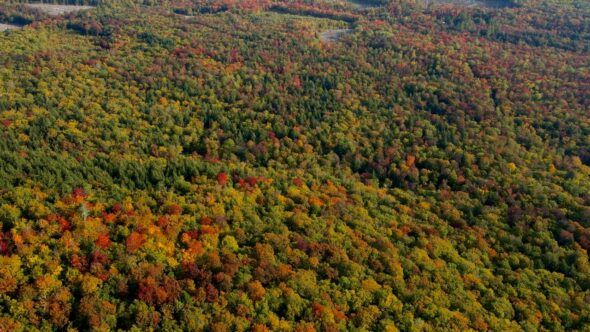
[95,233,111,249]
[126,232,146,253]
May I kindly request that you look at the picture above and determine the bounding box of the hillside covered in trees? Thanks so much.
[0,0,589,330]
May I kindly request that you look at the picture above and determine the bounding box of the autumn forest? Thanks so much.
[0,0,589,330]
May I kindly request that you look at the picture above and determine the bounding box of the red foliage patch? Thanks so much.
[72,187,87,199]
[200,216,213,225]
[0,240,10,255]
[166,204,183,216]
[216,172,229,186]
[91,251,110,265]
[111,203,122,213]
[57,218,71,232]
[137,277,160,305]
[138,276,181,306]
[238,176,260,189]
[205,284,219,302]
[186,230,199,240]
[157,216,169,228]
[246,176,258,186]
[70,254,87,270]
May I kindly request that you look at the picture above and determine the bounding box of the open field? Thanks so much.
[24,4,94,16]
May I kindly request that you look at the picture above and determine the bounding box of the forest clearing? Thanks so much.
[24,4,94,16]
[319,28,352,42]
[0,23,20,31]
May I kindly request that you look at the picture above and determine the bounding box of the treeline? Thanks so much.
[269,3,359,22]
[374,0,590,52]
[7,0,102,5]
[0,4,46,25]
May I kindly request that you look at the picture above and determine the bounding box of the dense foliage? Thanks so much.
[0,0,589,330]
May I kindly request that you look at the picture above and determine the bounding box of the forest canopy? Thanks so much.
[0,0,589,330]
